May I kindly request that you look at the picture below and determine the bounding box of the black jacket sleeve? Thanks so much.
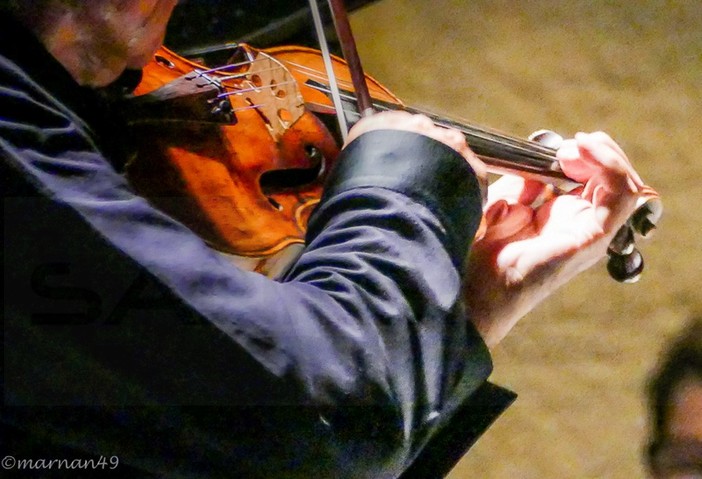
[1,26,493,477]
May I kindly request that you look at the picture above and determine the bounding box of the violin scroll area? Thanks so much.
[607,225,644,283]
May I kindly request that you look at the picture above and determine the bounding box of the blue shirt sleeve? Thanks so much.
[1,38,492,477]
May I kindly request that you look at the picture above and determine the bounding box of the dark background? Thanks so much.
[165,0,379,53]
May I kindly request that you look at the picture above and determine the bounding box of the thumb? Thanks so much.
[481,200,535,242]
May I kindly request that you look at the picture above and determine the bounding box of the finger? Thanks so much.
[345,111,413,144]
[557,132,644,191]
[575,137,641,211]
[576,132,628,172]
[558,135,608,204]
[588,131,630,166]
[482,200,535,242]
[446,131,488,188]
[487,175,548,207]
[409,113,435,130]
[345,113,488,197]
[557,137,598,183]
[576,132,645,187]
[435,126,468,153]
[536,174,636,236]
[534,194,594,232]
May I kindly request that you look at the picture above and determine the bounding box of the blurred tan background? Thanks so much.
[350,1,701,477]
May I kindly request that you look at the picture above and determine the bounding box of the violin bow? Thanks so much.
[307,0,375,142]
[325,0,375,118]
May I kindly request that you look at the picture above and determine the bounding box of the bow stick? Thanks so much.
[307,0,375,141]
[325,0,375,118]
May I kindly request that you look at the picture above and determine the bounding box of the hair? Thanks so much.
[647,316,702,444]
[0,1,77,27]
[0,0,81,17]
[0,0,78,8]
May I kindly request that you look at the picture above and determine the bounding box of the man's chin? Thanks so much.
[126,43,164,70]
[126,55,154,70]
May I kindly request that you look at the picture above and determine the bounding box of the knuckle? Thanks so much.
[446,128,466,146]
[413,114,434,128]
[591,130,612,142]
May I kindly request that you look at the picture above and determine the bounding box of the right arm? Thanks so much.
[1,51,491,475]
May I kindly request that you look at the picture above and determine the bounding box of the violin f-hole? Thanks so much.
[259,144,326,198]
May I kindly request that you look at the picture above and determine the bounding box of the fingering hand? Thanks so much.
[464,131,645,348]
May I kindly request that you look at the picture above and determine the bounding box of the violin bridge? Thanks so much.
[224,50,306,141]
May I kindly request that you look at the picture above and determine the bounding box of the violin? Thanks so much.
[123,41,661,281]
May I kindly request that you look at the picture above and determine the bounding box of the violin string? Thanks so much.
[281,61,552,154]
[440,120,557,159]
[397,109,558,163]
[191,60,305,104]
[216,79,299,99]
[196,59,257,75]
[203,57,548,158]
[228,103,267,113]
[191,64,289,83]
[216,65,288,82]
[193,62,301,100]
[383,101,557,157]
[201,56,558,168]
[392,106,558,161]
[304,81,557,163]
[276,60,559,161]
[278,60,358,91]
[301,98,561,177]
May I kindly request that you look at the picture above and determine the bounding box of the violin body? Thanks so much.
[124,43,661,281]
[126,45,379,275]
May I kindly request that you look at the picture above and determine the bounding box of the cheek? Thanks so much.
[125,36,164,69]
[125,1,177,68]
